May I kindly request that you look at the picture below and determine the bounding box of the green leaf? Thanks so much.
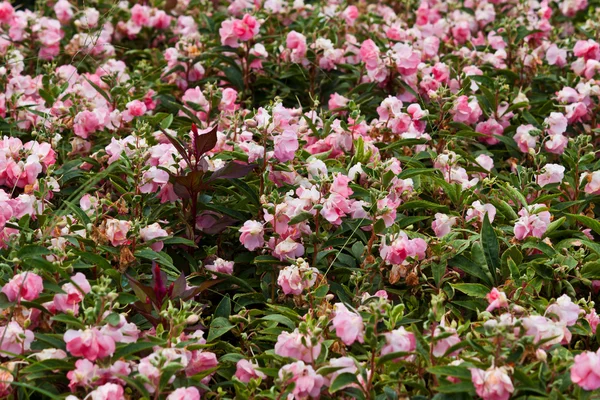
[208,317,234,342]
[260,314,296,330]
[449,255,493,287]
[329,372,359,393]
[51,314,85,329]
[581,262,600,279]
[451,283,490,298]
[480,214,499,284]
[427,365,472,380]
[160,114,174,130]
[566,214,600,236]
[215,295,231,319]
[16,245,51,259]
[113,341,159,359]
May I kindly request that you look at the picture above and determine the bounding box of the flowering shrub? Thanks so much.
[0,0,600,398]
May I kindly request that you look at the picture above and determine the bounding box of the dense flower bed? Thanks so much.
[0,0,600,398]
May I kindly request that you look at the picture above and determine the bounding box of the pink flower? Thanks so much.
[381,327,416,359]
[275,329,321,362]
[574,39,600,61]
[140,223,168,252]
[273,237,304,261]
[239,220,264,251]
[546,44,567,67]
[220,88,239,113]
[89,383,125,400]
[360,39,381,70]
[0,322,34,358]
[53,273,91,315]
[105,219,131,247]
[205,257,234,276]
[452,96,482,125]
[342,5,359,25]
[380,232,427,265]
[219,20,238,47]
[100,314,140,344]
[513,124,538,153]
[522,316,565,347]
[583,171,600,195]
[571,349,600,391]
[0,1,14,24]
[470,367,514,400]
[432,325,461,357]
[513,205,551,240]
[186,350,218,377]
[544,133,568,155]
[121,100,147,122]
[329,93,349,112]
[278,361,325,399]
[167,387,200,400]
[67,359,100,390]
[586,309,599,334]
[286,31,308,64]
[432,213,457,238]
[486,288,508,312]
[273,129,299,163]
[545,112,568,136]
[64,328,116,361]
[331,303,364,346]
[546,294,582,326]
[331,173,353,198]
[475,119,504,145]
[235,359,266,383]
[536,164,565,187]
[1,272,43,302]
[233,14,260,41]
[277,259,318,295]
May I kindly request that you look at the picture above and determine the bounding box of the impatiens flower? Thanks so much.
[277,258,318,295]
[88,383,125,400]
[167,387,200,400]
[140,223,168,251]
[452,96,482,125]
[486,288,508,312]
[432,325,461,357]
[513,205,551,240]
[53,273,91,315]
[536,164,565,187]
[275,329,322,363]
[64,328,116,361]
[586,309,599,334]
[239,220,265,251]
[470,367,514,400]
[432,213,457,238]
[521,316,565,347]
[513,124,538,153]
[1,272,43,302]
[583,171,600,195]
[380,232,427,265]
[105,219,132,247]
[571,349,600,391]
[278,361,325,399]
[205,257,234,276]
[331,303,364,345]
[0,322,34,358]
[273,129,299,163]
[546,294,582,326]
[381,327,416,359]
[235,359,266,383]
[273,237,305,261]
[185,350,218,377]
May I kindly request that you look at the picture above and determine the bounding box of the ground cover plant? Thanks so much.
[1,0,600,398]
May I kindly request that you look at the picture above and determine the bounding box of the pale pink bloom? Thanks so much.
[286,31,308,64]
[273,237,304,261]
[185,350,217,377]
[544,133,568,155]
[331,303,364,345]
[121,100,147,122]
[513,124,538,153]
[64,328,116,361]
[1,272,43,302]
[521,315,565,347]
[470,367,514,400]
[571,349,600,391]
[536,164,565,187]
[486,288,508,312]
[35,348,67,361]
[73,110,102,138]
[233,14,260,41]
[475,119,504,145]
[140,223,168,252]
[89,383,125,400]
[100,314,140,344]
[235,359,266,383]
[380,232,427,265]
[546,44,567,67]
[432,325,461,357]
[0,322,34,357]
[239,220,264,251]
[360,39,381,69]
[205,258,234,276]
[586,309,600,334]
[381,327,416,359]
[220,88,239,112]
[583,171,600,195]
[278,361,325,399]
[273,129,299,162]
[432,213,457,238]
[476,154,494,172]
[342,5,359,25]
[545,112,568,135]
[513,205,551,240]
[574,39,600,61]
[452,96,482,125]
[465,200,496,223]
[331,173,353,198]
[275,329,321,363]
[219,20,238,47]
[53,273,91,315]
[393,43,421,75]
[167,387,200,400]
[105,219,131,247]
[277,259,318,295]
[67,359,100,391]
[328,93,349,112]
[320,193,351,225]
[546,294,582,326]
